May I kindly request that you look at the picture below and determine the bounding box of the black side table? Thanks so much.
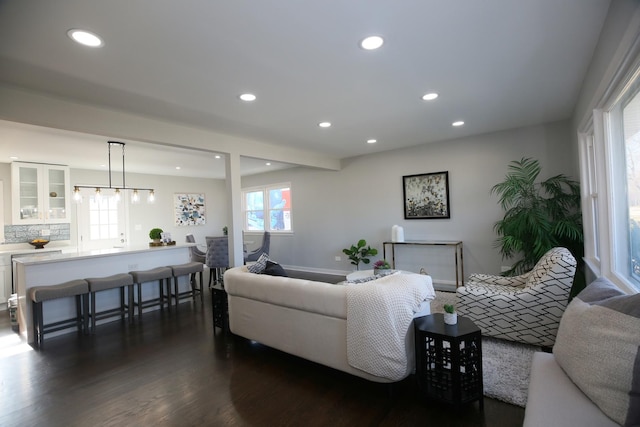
[211,283,229,333]
[414,313,483,410]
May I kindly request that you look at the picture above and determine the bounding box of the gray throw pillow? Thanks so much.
[553,277,640,426]
[263,260,287,277]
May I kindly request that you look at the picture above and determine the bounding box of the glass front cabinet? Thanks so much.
[11,162,70,224]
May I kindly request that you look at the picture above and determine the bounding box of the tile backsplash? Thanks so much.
[3,224,70,244]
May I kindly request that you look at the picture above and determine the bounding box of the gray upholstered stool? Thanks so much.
[168,262,204,307]
[29,279,89,349]
[86,273,134,333]
[130,266,173,319]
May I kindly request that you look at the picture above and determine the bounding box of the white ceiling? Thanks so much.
[0,0,611,177]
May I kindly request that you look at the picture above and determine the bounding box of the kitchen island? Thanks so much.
[13,244,193,344]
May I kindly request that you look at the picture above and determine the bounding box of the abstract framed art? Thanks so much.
[174,193,206,226]
[403,171,450,219]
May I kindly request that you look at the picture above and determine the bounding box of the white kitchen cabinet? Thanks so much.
[11,162,70,224]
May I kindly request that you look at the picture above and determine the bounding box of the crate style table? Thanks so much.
[211,283,229,333]
[414,313,483,409]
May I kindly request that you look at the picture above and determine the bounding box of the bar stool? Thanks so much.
[168,262,204,307]
[86,273,134,333]
[129,266,173,319]
[29,279,89,349]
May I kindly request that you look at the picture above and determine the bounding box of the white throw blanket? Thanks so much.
[346,272,435,381]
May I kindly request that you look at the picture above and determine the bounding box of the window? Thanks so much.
[242,183,292,232]
[610,79,640,287]
[89,193,120,240]
[582,61,640,290]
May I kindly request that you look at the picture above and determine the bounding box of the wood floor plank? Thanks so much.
[0,275,524,427]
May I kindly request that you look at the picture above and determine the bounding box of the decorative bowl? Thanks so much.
[29,239,49,249]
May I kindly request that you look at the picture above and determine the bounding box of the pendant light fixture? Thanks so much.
[73,141,154,203]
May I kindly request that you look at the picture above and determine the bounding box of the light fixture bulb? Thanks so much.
[131,189,140,204]
[73,186,81,202]
[360,36,384,50]
[114,188,121,202]
[94,188,102,203]
[148,190,155,203]
[67,29,103,47]
[239,93,256,101]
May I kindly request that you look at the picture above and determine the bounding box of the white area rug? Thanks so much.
[430,291,540,407]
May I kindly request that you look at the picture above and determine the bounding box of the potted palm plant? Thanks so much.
[491,157,584,295]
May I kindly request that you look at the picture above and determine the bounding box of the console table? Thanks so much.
[414,313,483,409]
[383,240,464,287]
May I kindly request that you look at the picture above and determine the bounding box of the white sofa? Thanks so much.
[223,266,434,383]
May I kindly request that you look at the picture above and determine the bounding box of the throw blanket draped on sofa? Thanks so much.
[346,272,435,381]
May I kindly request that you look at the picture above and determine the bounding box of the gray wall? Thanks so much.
[243,120,575,280]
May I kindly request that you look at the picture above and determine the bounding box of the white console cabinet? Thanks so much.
[11,162,70,224]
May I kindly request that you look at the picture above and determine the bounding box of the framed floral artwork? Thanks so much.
[403,171,450,219]
[174,193,206,226]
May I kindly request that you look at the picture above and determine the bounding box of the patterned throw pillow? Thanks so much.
[247,253,270,274]
[553,277,640,426]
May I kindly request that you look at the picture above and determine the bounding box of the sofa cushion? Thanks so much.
[553,277,640,426]
[524,352,620,427]
[248,253,270,274]
[264,260,287,277]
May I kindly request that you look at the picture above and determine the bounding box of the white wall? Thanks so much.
[243,120,575,281]
[0,160,227,248]
[70,168,227,247]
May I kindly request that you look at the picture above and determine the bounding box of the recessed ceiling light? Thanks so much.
[360,36,384,50]
[215,155,221,159]
[265,162,271,166]
[67,29,103,47]
[367,139,377,144]
[452,121,465,127]
[422,93,439,101]
[9,156,18,160]
[318,122,331,128]
[176,166,181,170]
[239,93,256,102]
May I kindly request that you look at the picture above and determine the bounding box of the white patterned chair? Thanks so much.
[456,247,576,347]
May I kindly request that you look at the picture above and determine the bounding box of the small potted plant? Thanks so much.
[149,227,164,243]
[342,239,378,270]
[443,304,457,325]
[373,259,391,275]
[223,226,228,236]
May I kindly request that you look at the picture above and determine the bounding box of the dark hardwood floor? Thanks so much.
[0,272,524,427]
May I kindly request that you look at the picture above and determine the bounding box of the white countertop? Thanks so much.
[11,243,194,265]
